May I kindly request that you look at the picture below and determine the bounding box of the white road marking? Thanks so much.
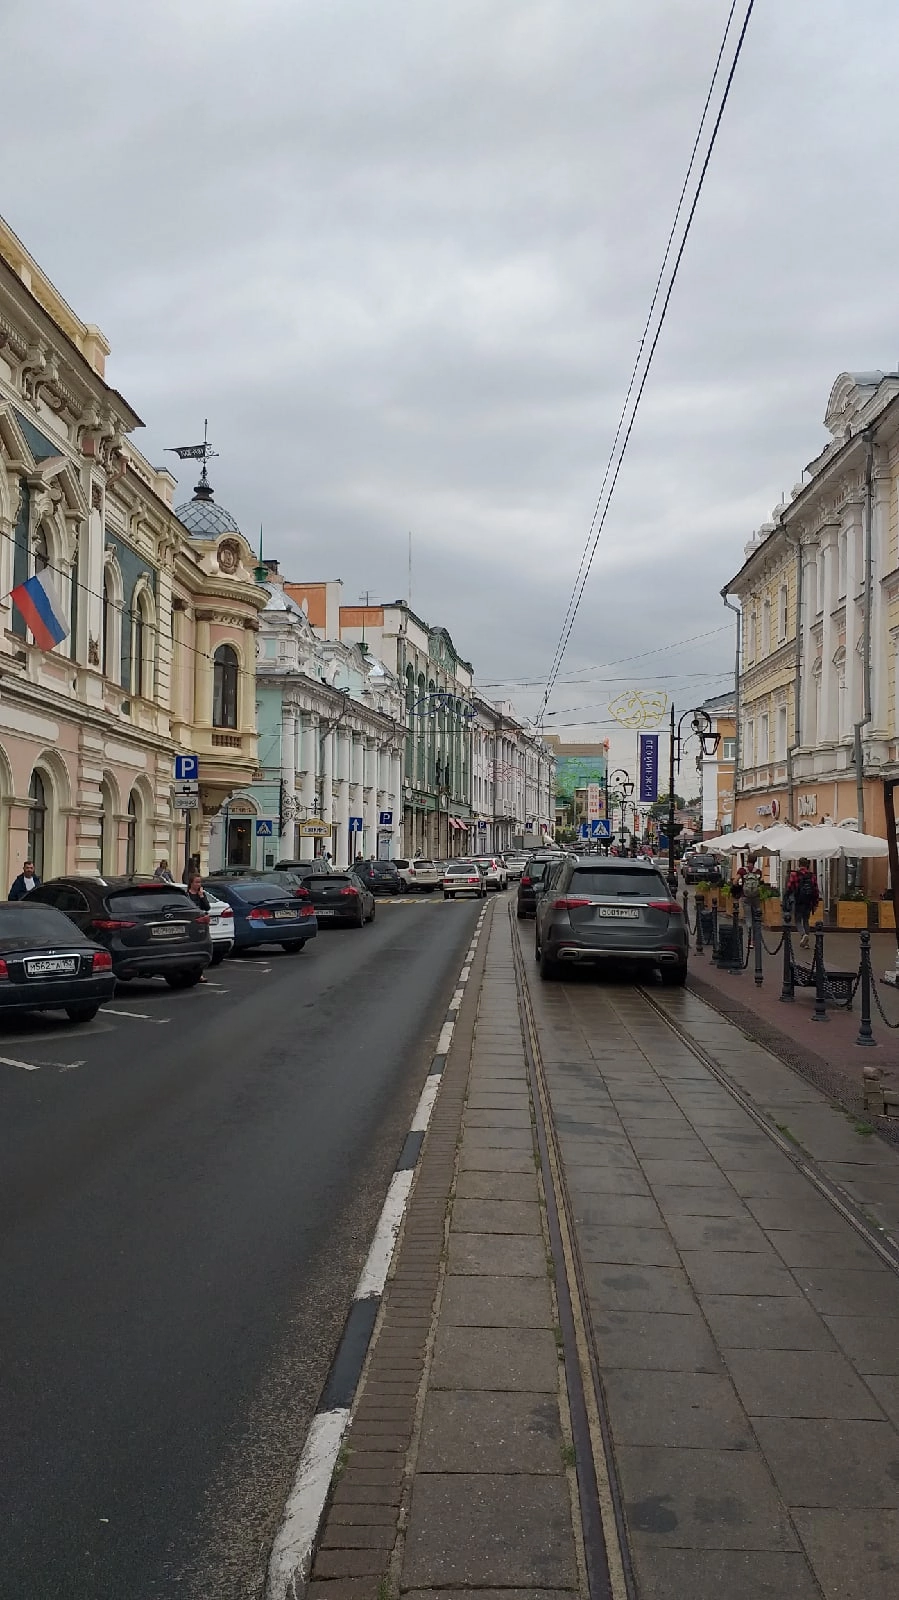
[437,1020,455,1055]
[0,1054,84,1072]
[451,987,464,1007]
[460,965,470,982]
[266,1406,351,1600]
[410,1075,440,1133]
[355,1169,415,1298]
[102,1008,169,1022]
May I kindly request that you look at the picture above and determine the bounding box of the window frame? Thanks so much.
[212,643,240,730]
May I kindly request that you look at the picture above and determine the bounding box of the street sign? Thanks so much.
[175,793,199,811]
[578,822,589,839]
[349,816,363,834]
[173,780,199,797]
[639,734,659,804]
[255,819,274,837]
[590,819,611,839]
[299,819,329,837]
[175,755,199,782]
[378,810,393,826]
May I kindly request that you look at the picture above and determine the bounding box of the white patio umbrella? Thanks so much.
[781,825,889,860]
[749,824,803,855]
[703,827,760,852]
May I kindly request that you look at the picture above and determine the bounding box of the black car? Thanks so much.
[26,877,212,987]
[275,859,332,878]
[303,872,376,927]
[681,852,723,886]
[515,852,566,919]
[0,902,116,1023]
[353,860,403,896]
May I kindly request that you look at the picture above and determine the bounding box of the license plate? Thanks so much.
[596,906,640,919]
[316,908,336,917]
[25,956,78,976]
[210,917,221,928]
[151,923,187,938]
[274,910,297,920]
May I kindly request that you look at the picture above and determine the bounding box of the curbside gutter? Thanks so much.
[265,902,490,1600]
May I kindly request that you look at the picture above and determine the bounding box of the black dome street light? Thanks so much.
[667,707,719,891]
[608,768,634,853]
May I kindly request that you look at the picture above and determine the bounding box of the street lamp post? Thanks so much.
[667,705,719,891]
[609,768,634,855]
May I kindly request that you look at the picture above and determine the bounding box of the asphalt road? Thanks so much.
[0,891,483,1600]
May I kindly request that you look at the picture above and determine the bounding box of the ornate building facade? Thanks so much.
[0,217,265,887]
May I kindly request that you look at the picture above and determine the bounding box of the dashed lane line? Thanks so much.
[0,1054,85,1072]
[101,1008,170,1023]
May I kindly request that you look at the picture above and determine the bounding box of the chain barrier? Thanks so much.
[759,926,784,957]
[742,922,753,970]
[869,955,899,1029]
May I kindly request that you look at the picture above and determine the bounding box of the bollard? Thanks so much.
[856,931,876,1047]
[780,905,795,1002]
[695,892,705,955]
[752,903,764,987]
[811,928,828,1023]
[716,904,743,972]
[711,899,719,958]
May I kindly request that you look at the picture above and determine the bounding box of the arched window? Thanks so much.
[28,771,47,878]
[213,644,239,728]
[125,793,137,874]
[99,777,116,874]
[32,528,49,576]
[132,588,155,700]
[102,562,123,684]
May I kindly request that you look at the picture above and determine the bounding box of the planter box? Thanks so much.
[879,901,896,931]
[761,897,782,927]
[836,900,869,930]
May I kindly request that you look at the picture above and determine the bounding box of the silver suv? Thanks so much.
[534,858,688,985]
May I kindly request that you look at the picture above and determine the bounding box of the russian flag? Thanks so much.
[11,569,69,652]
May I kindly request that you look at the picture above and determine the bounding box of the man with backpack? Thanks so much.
[735,856,763,925]
[785,856,820,948]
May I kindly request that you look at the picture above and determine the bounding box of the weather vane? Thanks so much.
[166,419,219,493]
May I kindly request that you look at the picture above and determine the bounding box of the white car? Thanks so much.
[207,890,235,964]
[393,858,442,893]
[503,854,529,881]
[479,856,508,891]
[443,863,487,899]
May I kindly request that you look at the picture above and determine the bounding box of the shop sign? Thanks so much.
[228,798,257,816]
[798,793,817,818]
[757,798,780,818]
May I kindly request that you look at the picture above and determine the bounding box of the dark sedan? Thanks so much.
[681,852,723,885]
[0,902,115,1023]
[534,858,688,984]
[353,860,403,896]
[26,877,211,987]
[205,879,318,951]
[303,872,376,927]
[515,852,566,919]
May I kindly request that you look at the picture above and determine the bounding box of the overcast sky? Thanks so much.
[5,0,898,780]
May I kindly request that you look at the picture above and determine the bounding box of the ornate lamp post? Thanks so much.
[608,768,634,854]
[667,707,720,890]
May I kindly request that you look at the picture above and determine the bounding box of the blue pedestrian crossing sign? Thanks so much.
[255,819,274,837]
[590,820,611,838]
[175,755,199,782]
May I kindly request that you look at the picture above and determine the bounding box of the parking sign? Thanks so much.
[175,755,199,782]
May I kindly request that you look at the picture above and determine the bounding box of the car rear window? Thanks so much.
[311,875,352,887]
[107,888,193,916]
[222,882,293,905]
[0,905,90,948]
[569,868,668,897]
[413,861,436,870]
[446,864,477,874]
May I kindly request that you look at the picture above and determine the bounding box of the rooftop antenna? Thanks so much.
[167,418,219,500]
[254,521,268,584]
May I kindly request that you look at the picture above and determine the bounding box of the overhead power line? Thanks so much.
[538,0,756,724]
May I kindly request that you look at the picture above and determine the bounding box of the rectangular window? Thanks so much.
[721,737,736,762]
[759,713,769,763]
[761,600,771,656]
[778,584,788,642]
[838,530,847,599]
[745,720,755,766]
[776,705,788,760]
[747,613,757,662]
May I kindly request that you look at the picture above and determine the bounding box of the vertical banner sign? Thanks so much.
[587,782,602,822]
[639,734,659,804]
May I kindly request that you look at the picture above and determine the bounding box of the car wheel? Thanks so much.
[165,970,203,989]
[281,940,306,953]
[64,1002,100,1023]
[356,909,365,927]
[539,943,561,981]
[368,902,376,922]
[661,963,688,988]
[209,947,227,966]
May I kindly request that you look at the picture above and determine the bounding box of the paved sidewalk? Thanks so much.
[306,899,899,1599]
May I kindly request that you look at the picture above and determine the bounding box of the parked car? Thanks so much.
[478,856,508,891]
[211,867,312,898]
[681,852,723,886]
[503,854,530,881]
[516,852,566,919]
[393,858,442,893]
[443,863,487,899]
[25,877,212,987]
[353,859,403,896]
[206,890,235,965]
[534,858,688,984]
[0,902,116,1023]
[204,879,318,952]
[303,871,376,926]
[275,859,332,878]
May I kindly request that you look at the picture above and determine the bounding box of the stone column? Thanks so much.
[818,524,840,743]
[871,459,891,734]
[844,501,863,731]
[363,740,378,857]
[390,750,403,858]
[321,726,334,854]
[799,539,818,745]
[280,705,296,845]
[335,730,350,864]
[300,717,318,860]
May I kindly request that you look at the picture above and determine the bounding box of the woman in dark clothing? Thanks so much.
[187,873,210,980]
[785,856,820,947]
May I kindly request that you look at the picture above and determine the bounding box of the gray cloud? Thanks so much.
[5,0,898,774]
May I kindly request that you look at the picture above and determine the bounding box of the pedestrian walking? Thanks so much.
[154,858,174,882]
[187,872,210,981]
[785,856,820,947]
[8,860,40,900]
[735,856,763,924]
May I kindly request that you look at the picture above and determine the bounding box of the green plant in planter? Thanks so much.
[839,889,868,902]
[758,883,779,901]
[695,879,714,894]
